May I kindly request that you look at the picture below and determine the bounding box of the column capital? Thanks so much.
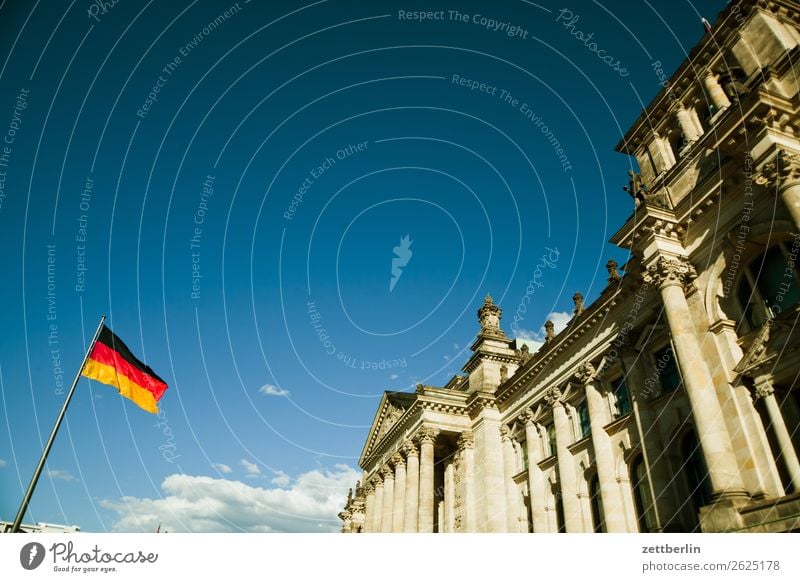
[371,473,383,486]
[519,407,537,426]
[756,149,800,191]
[391,453,405,468]
[752,375,775,400]
[457,430,474,450]
[364,483,375,495]
[574,362,597,385]
[380,465,394,480]
[543,386,563,408]
[416,426,440,445]
[642,256,697,290]
[402,441,419,458]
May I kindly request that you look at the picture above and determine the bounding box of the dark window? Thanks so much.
[681,431,712,518]
[546,424,557,457]
[520,440,529,471]
[654,345,681,394]
[578,401,591,438]
[632,457,657,533]
[555,490,566,533]
[739,244,800,328]
[589,474,605,533]
[612,377,632,417]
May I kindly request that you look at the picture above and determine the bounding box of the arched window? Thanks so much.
[631,457,657,533]
[589,474,605,533]
[738,244,800,329]
[681,431,712,514]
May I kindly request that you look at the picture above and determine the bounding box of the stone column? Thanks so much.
[380,466,394,533]
[501,425,520,532]
[403,442,420,532]
[391,453,406,532]
[576,363,629,532]
[547,387,583,532]
[363,484,375,533]
[521,409,548,532]
[472,400,509,532]
[457,431,476,532]
[753,375,800,491]
[372,474,384,533]
[756,149,800,233]
[676,104,701,143]
[703,71,731,112]
[417,427,439,533]
[643,257,747,499]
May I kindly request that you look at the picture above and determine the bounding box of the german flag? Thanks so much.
[81,325,168,413]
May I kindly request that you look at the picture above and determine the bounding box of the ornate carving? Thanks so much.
[500,425,511,442]
[623,170,670,208]
[606,259,621,283]
[364,483,375,495]
[402,441,419,458]
[519,407,536,426]
[415,383,425,394]
[478,293,506,337]
[544,386,563,407]
[544,320,555,342]
[734,318,773,376]
[376,402,405,441]
[500,364,508,382]
[575,362,596,385]
[380,465,393,479]
[416,426,440,446]
[457,431,474,450]
[642,256,697,290]
[573,292,585,316]
[755,149,800,190]
[371,473,383,486]
[515,342,532,363]
[391,453,405,468]
[753,378,775,400]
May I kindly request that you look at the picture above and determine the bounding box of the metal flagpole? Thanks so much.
[11,315,106,533]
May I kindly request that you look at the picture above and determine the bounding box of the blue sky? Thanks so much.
[0,0,729,532]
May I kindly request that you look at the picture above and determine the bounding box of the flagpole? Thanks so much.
[11,315,106,533]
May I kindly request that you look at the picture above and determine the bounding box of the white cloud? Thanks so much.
[0,458,7,468]
[516,311,573,352]
[214,463,232,474]
[548,311,572,334]
[100,465,360,533]
[271,470,291,487]
[47,469,77,482]
[259,384,290,397]
[240,459,261,477]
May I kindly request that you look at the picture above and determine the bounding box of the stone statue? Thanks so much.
[624,170,649,206]
[545,320,555,342]
[573,292,585,316]
[606,259,621,283]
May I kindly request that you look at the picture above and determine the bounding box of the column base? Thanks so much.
[699,495,749,532]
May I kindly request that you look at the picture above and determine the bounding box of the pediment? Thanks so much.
[360,391,417,465]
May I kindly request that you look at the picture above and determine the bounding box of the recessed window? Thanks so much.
[681,431,712,519]
[654,345,681,394]
[632,457,657,533]
[611,377,632,417]
[738,244,800,329]
[589,474,605,533]
[578,401,591,438]
[546,424,557,457]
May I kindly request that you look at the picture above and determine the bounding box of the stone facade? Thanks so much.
[340,0,800,533]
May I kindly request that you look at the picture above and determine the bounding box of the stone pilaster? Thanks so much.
[521,409,548,532]
[576,363,629,532]
[372,474,384,533]
[457,431,475,532]
[546,386,583,532]
[444,460,455,533]
[363,484,375,533]
[753,375,800,492]
[417,427,439,533]
[703,71,731,112]
[471,398,509,532]
[403,442,420,532]
[501,425,520,532]
[380,466,394,533]
[391,453,406,533]
[756,149,800,232]
[643,257,748,500]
